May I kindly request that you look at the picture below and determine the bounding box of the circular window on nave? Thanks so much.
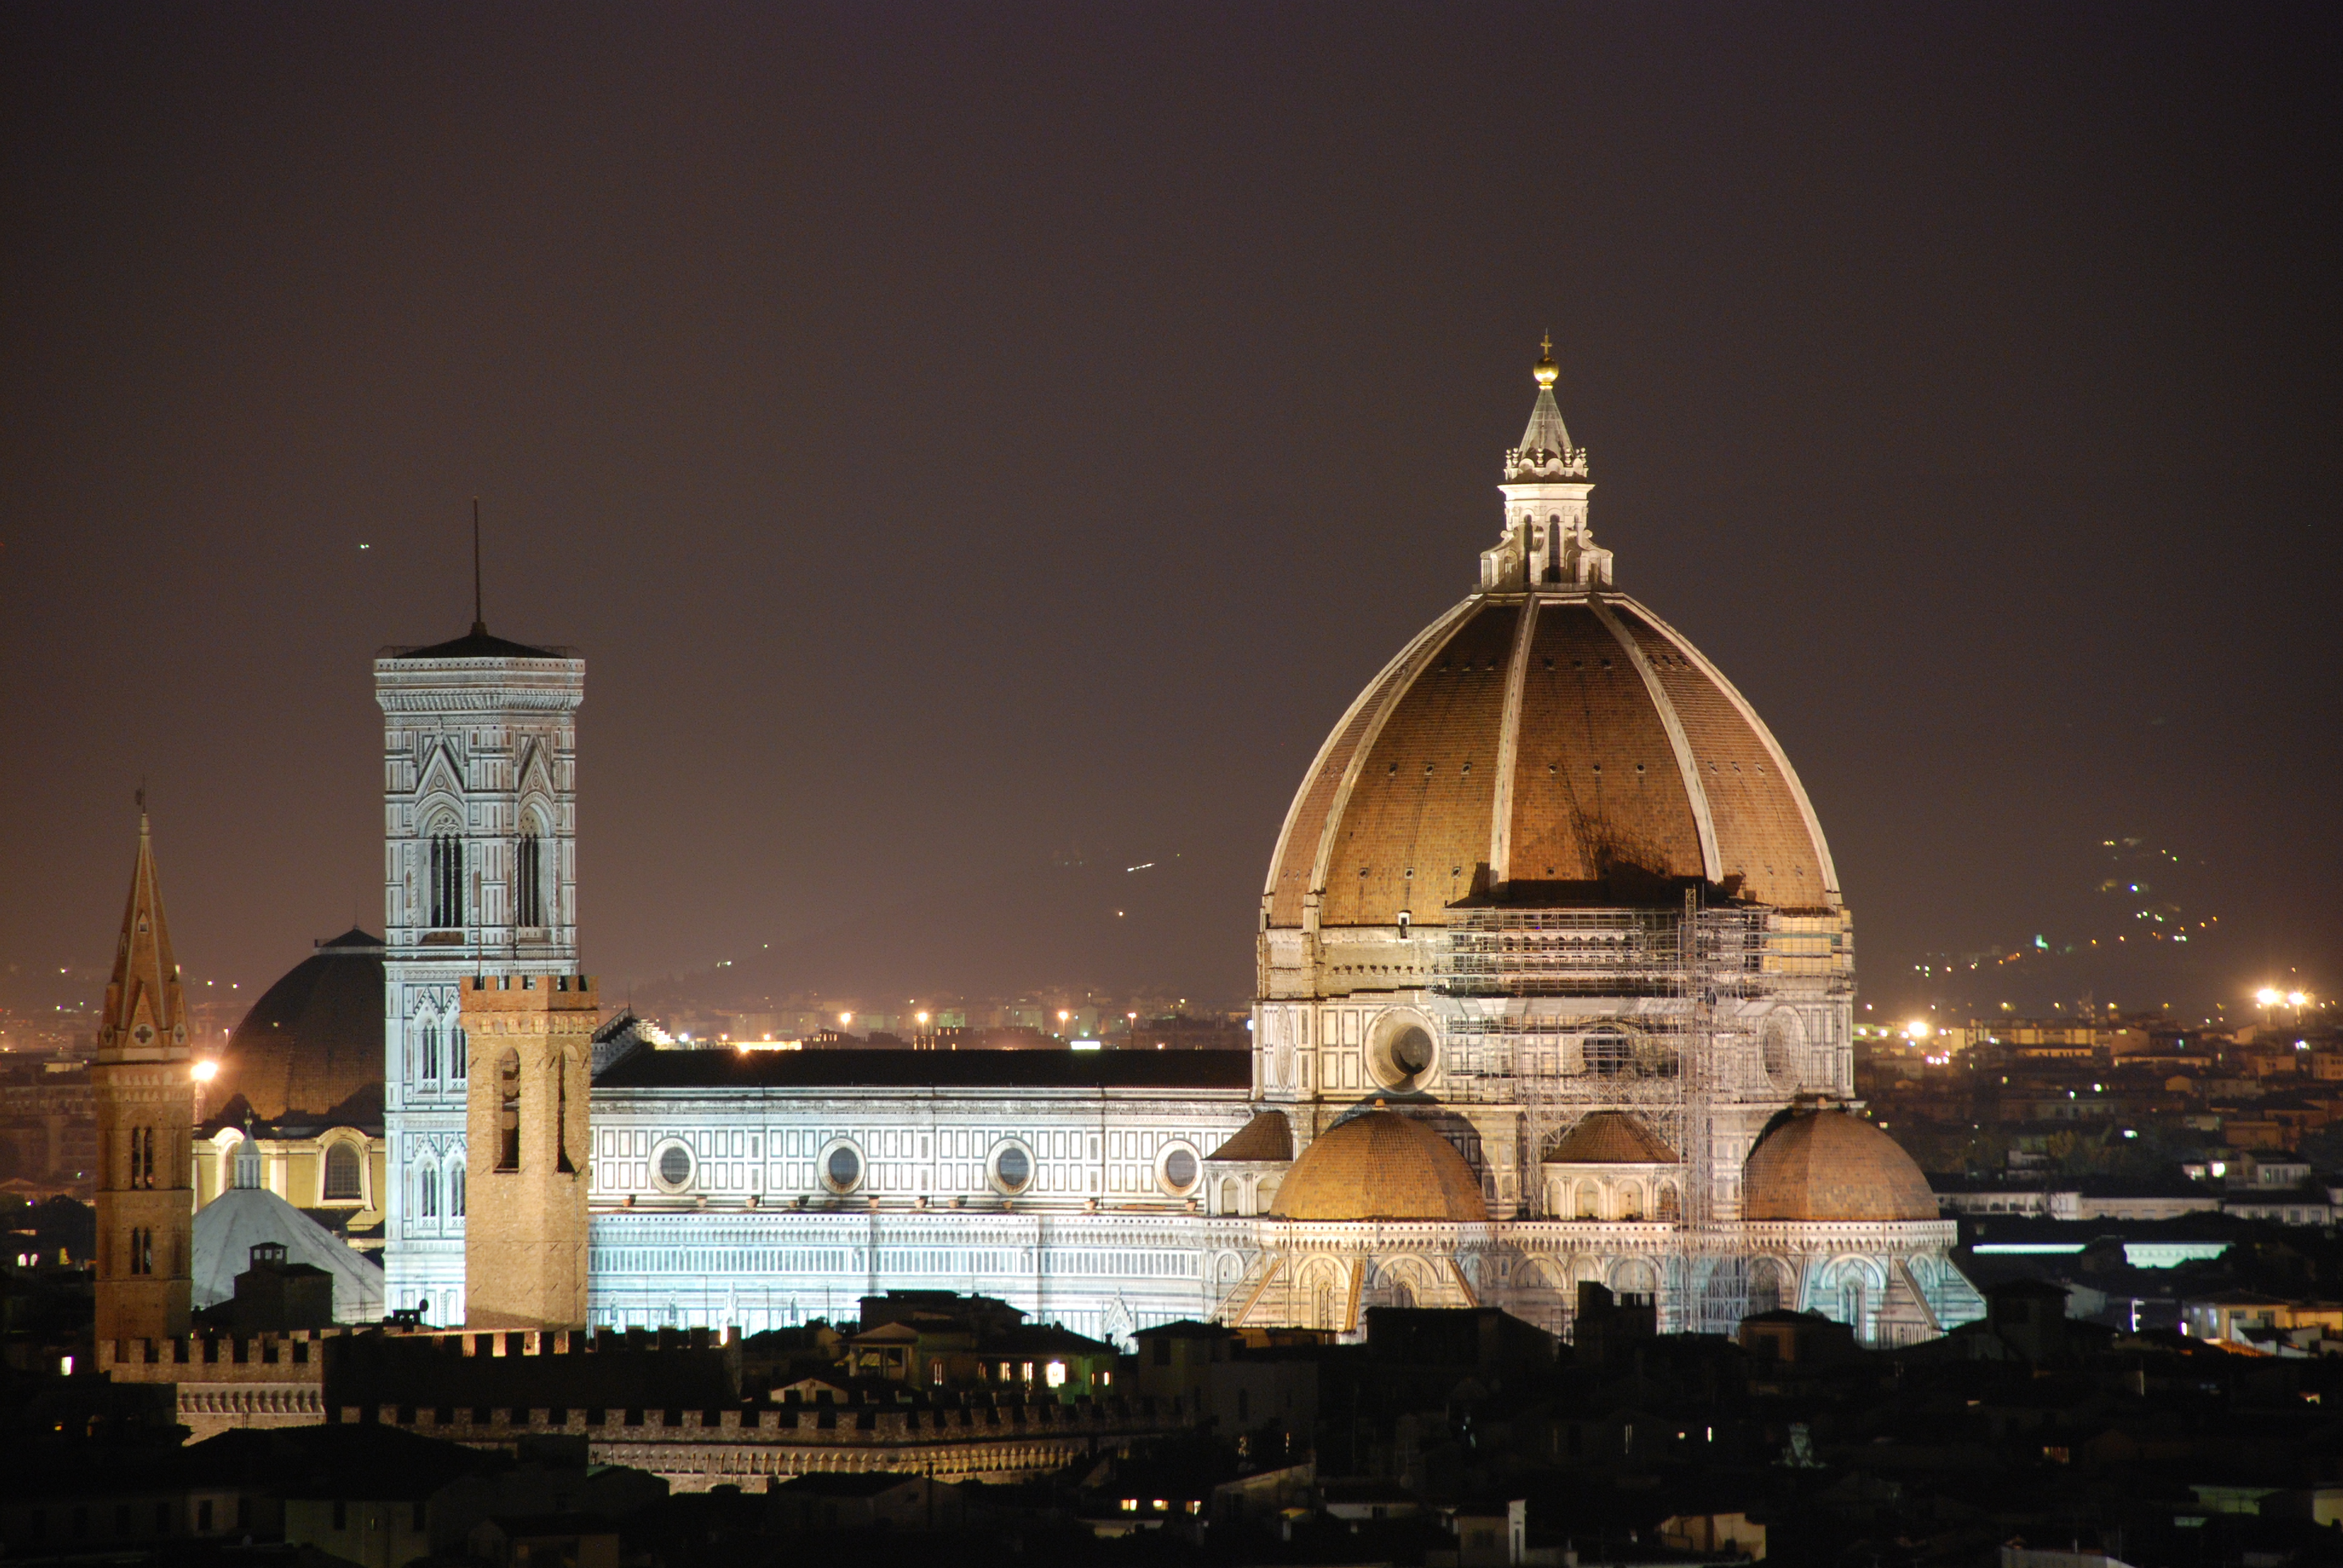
[821,1140,864,1195]
[1366,1010,1439,1093]
[1158,1143,1201,1196]
[651,1138,695,1194]
[990,1141,1034,1195]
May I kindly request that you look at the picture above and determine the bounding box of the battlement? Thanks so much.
[99,1327,338,1382]
[464,972,598,1011]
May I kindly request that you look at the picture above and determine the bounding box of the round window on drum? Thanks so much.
[1365,1011,1438,1093]
[821,1140,864,1195]
[650,1138,695,1195]
[1158,1143,1200,1196]
[989,1141,1034,1195]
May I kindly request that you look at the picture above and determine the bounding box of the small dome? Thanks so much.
[1546,1110,1677,1165]
[211,930,384,1122]
[1742,1109,1938,1222]
[1270,1111,1488,1223]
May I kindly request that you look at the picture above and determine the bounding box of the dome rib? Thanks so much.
[1485,597,1541,884]
[1317,604,1523,927]
[1262,591,1841,926]
[1264,598,1478,930]
[1619,601,1841,905]
[1588,598,1723,884]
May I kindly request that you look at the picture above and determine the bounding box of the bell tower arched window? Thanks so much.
[496,1050,521,1169]
[516,827,545,928]
[555,1052,574,1173]
[428,833,465,929]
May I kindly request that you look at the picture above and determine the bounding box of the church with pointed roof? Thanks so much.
[93,808,195,1341]
[366,348,1983,1350]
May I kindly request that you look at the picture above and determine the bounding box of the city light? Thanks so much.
[839,1012,853,1027]
[191,1060,218,1083]
[2257,987,2282,1006]
[1906,1019,1930,1040]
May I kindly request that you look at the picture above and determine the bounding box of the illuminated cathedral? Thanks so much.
[359,347,1983,1345]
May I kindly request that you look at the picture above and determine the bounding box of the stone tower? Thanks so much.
[460,972,595,1328]
[375,619,583,1325]
[94,809,194,1341]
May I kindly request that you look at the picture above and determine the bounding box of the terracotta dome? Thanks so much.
[1265,592,1838,927]
[1742,1109,1939,1222]
[1546,1110,1678,1165]
[1269,1111,1489,1223]
[211,929,384,1122]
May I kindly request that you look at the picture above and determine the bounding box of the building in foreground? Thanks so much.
[365,347,1981,1346]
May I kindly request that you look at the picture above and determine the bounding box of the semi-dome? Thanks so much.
[1545,1110,1678,1165]
[211,929,384,1122]
[1742,1108,1939,1222]
[1263,353,1838,930]
[1269,1111,1489,1223]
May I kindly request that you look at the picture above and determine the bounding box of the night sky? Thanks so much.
[4,5,2336,1022]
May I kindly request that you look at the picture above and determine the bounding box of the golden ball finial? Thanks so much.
[1533,331,1558,389]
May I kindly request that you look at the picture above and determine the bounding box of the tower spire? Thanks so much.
[1506,334,1586,481]
[103,805,183,1059]
[94,803,193,1340]
[471,497,485,636]
[1484,335,1608,592]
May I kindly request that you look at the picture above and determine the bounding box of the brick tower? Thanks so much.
[94,808,194,1341]
[462,972,595,1328]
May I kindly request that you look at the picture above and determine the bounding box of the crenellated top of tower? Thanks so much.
[100,808,185,1061]
[1502,335,1589,482]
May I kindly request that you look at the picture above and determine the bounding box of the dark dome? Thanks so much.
[212,929,384,1122]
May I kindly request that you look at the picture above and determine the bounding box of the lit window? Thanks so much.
[1045,1361,1067,1388]
[1121,1500,1138,1513]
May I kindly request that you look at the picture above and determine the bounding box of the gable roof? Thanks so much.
[1206,1110,1293,1163]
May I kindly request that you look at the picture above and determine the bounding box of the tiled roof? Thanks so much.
[1265,595,1838,924]
[1742,1109,1939,1222]
[1268,1111,1487,1223]
[1206,1110,1294,1162]
[1545,1110,1677,1165]
[384,625,572,661]
[595,1047,1251,1092]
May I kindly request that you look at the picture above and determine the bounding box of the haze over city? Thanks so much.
[4,5,2335,1022]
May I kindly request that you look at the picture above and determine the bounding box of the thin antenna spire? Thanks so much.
[471,498,485,635]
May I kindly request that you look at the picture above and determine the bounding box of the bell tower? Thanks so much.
[375,613,583,1325]
[93,807,194,1341]
[460,972,595,1329]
